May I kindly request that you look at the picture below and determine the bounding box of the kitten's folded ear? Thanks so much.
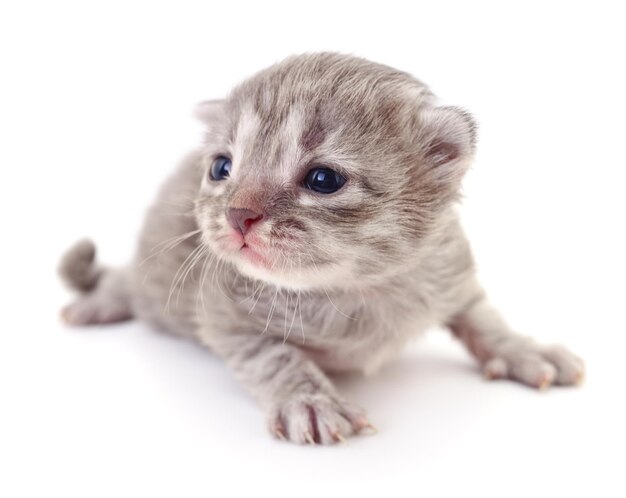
[417,106,477,181]
[194,100,228,141]
[194,99,227,125]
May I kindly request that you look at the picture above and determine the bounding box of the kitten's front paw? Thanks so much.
[267,392,373,445]
[483,343,585,390]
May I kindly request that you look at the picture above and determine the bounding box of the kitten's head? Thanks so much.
[194,53,476,290]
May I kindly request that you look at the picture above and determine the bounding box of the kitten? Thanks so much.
[59,53,584,445]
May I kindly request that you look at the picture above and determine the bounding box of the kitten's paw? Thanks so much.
[267,392,373,445]
[61,295,131,326]
[483,343,585,390]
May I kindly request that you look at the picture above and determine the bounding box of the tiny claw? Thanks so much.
[537,377,552,391]
[354,417,370,429]
[483,358,507,380]
[304,432,316,445]
[333,432,347,444]
[483,369,497,381]
[60,307,72,324]
[360,422,378,435]
[574,371,585,386]
[274,429,286,441]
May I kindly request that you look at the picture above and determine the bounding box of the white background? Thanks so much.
[1,1,625,497]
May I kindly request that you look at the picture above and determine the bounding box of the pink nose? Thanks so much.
[226,208,263,236]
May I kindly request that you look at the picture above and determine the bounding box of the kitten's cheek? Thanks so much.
[227,231,244,247]
[214,232,244,252]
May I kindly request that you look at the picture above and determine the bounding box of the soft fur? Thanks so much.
[59,53,584,445]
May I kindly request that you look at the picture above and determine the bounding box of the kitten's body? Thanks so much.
[60,53,584,444]
[133,151,474,374]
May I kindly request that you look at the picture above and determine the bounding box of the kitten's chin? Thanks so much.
[231,250,357,291]
[233,257,324,291]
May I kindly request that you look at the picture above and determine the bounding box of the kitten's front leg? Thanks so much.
[204,332,371,444]
[448,293,585,390]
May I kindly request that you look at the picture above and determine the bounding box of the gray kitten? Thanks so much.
[59,53,584,445]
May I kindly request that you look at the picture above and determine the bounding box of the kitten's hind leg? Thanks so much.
[447,290,584,390]
[59,239,133,326]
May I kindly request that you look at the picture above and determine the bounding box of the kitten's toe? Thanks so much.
[507,353,557,389]
[539,345,585,385]
[268,392,371,445]
[483,357,509,380]
[483,343,584,390]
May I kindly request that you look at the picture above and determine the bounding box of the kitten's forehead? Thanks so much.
[225,53,434,175]
[231,103,308,181]
[233,105,262,164]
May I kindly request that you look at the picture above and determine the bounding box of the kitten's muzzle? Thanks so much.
[226,208,264,236]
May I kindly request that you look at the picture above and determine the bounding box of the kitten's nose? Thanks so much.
[226,208,263,236]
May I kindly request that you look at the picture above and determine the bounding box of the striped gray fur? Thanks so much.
[59,53,584,445]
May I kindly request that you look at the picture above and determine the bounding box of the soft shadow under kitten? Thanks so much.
[59,53,584,445]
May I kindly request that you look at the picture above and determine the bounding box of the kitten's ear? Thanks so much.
[194,99,227,125]
[417,106,477,179]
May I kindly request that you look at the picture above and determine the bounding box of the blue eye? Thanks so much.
[210,156,232,181]
[303,167,346,194]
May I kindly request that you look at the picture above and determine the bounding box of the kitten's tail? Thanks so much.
[58,239,104,292]
[58,239,134,325]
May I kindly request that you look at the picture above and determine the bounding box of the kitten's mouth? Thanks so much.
[238,239,268,266]
[214,229,295,271]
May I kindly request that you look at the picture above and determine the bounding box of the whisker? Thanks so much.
[139,229,202,269]
[165,244,204,313]
[285,278,299,343]
[213,257,233,302]
[304,250,357,320]
[248,280,266,314]
[176,245,207,307]
[298,252,306,344]
[177,247,205,304]
[263,282,280,334]
[283,288,290,342]
[196,249,216,320]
